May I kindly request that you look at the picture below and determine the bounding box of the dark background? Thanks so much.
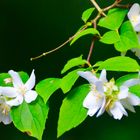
[0,0,140,140]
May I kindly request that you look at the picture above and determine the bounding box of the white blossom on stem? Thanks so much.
[78,69,140,120]
[0,70,38,107]
[78,69,107,117]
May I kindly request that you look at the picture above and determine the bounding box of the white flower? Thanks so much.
[78,69,107,117]
[128,3,140,32]
[0,96,12,125]
[78,69,140,120]
[119,79,140,113]
[0,70,38,107]
[106,78,140,120]
[127,3,140,59]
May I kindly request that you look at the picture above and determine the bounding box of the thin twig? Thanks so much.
[116,4,131,9]
[30,24,88,61]
[87,39,95,62]
[87,21,97,62]
[90,0,106,16]
[31,0,129,61]
[103,0,122,11]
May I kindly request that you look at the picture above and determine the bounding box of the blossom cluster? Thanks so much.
[78,70,140,120]
[128,3,140,58]
[0,70,38,124]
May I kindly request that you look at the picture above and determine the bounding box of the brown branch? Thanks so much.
[30,24,88,61]
[116,4,131,9]
[103,0,122,11]
[31,0,130,61]
[87,19,97,62]
[90,0,106,16]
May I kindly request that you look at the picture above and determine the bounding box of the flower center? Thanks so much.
[131,15,139,24]
[105,95,117,111]
[103,79,119,110]
[0,103,10,116]
[104,79,118,95]
[18,85,27,96]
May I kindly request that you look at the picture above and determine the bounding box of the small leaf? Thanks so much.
[100,30,120,44]
[35,78,61,103]
[60,69,83,94]
[61,55,87,74]
[11,97,49,140]
[98,56,140,72]
[93,61,103,68]
[0,71,29,86]
[114,21,140,52]
[70,28,100,45]
[98,8,128,30]
[82,8,95,23]
[57,84,89,137]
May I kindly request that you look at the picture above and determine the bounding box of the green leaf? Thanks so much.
[60,69,83,94]
[98,56,140,72]
[100,30,120,44]
[35,78,61,103]
[61,55,87,74]
[116,73,139,87]
[70,28,100,45]
[93,61,103,68]
[0,71,29,86]
[114,21,140,52]
[129,85,140,97]
[57,84,89,137]
[82,8,95,23]
[11,97,49,140]
[98,8,128,30]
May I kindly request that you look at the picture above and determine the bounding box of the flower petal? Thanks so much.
[87,107,99,117]
[6,95,23,107]
[95,81,104,94]
[99,69,107,83]
[116,101,128,116]
[78,71,98,84]
[2,113,12,125]
[83,90,103,110]
[120,99,135,113]
[128,3,140,19]
[118,86,129,100]
[25,69,35,90]
[135,22,140,32]
[127,93,140,105]
[122,79,140,88]
[96,97,106,117]
[83,91,97,109]
[24,90,38,103]
[8,70,23,88]
[0,87,17,98]
[109,101,127,120]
